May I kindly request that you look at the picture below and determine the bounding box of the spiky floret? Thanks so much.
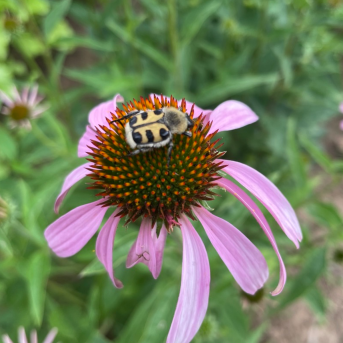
[87,95,225,229]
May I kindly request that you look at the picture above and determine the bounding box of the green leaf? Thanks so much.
[23,251,51,326]
[305,286,326,318]
[286,118,307,187]
[299,133,333,174]
[106,19,172,71]
[307,201,343,232]
[0,126,17,160]
[278,248,326,310]
[181,2,221,46]
[43,0,71,38]
[196,73,279,104]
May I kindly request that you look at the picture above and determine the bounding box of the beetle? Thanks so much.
[111,107,194,166]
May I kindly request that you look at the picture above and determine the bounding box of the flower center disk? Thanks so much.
[10,104,30,121]
[87,95,225,227]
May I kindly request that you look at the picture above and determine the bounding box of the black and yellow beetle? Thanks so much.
[111,107,194,166]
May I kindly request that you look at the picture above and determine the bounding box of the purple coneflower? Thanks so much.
[45,94,302,343]
[2,327,58,343]
[339,103,343,130]
[0,86,47,129]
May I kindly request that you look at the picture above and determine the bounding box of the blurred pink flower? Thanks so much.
[339,103,343,130]
[45,94,302,343]
[2,327,58,343]
[0,86,47,129]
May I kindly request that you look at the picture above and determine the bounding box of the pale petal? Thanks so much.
[167,215,210,343]
[208,100,258,134]
[28,85,38,106]
[219,160,302,247]
[88,93,124,129]
[0,90,14,107]
[96,209,123,288]
[12,86,21,102]
[18,327,28,343]
[194,206,268,294]
[30,331,37,343]
[45,199,108,257]
[149,93,211,118]
[22,87,29,103]
[2,335,13,343]
[126,218,167,279]
[42,328,58,343]
[54,163,92,214]
[217,178,286,295]
[31,104,49,118]
[339,102,343,114]
[78,125,97,157]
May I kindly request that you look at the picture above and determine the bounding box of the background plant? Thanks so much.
[1,0,343,342]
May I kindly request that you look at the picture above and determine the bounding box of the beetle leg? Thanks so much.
[167,141,174,167]
[182,131,192,137]
[127,147,152,157]
[110,110,140,124]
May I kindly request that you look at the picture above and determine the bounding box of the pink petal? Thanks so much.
[149,93,211,118]
[219,160,302,247]
[78,125,97,157]
[42,328,58,343]
[208,100,258,134]
[45,199,108,257]
[339,102,343,114]
[30,331,37,343]
[28,85,38,106]
[21,87,29,103]
[96,209,123,288]
[217,178,286,295]
[18,327,28,343]
[12,86,21,102]
[0,90,14,107]
[54,163,92,214]
[167,215,210,343]
[88,93,124,129]
[152,224,168,278]
[126,218,167,279]
[194,206,268,295]
[2,335,13,343]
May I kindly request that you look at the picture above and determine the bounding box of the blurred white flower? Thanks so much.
[2,327,58,343]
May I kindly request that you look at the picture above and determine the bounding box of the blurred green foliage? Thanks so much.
[1,0,343,341]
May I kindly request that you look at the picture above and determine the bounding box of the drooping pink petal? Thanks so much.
[78,125,97,157]
[0,90,14,107]
[88,94,124,129]
[2,335,13,343]
[30,331,37,343]
[149,93,211,118]
[208,100,258,134]
[126,218,167,279]
[18,327,28,343]
[152,224,168,278]
[45,199,108,258]
[96,209,123,288]
[12,86,21,102]
[219,160,302,247]
[54,163,92,214]
[217,178,286,295]
[167,215,210,343]
[42,328,58,343]
[31,104,49,118]
[194,206,268,295]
